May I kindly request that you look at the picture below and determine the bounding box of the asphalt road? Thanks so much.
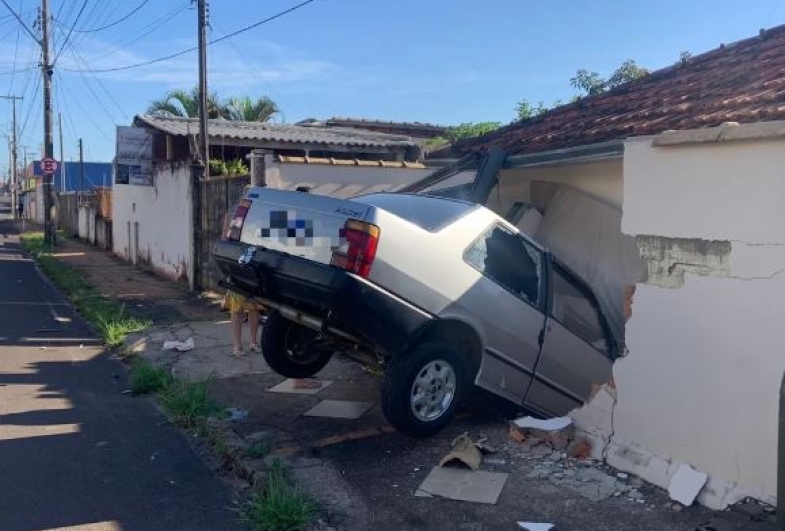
[0,197,244,531]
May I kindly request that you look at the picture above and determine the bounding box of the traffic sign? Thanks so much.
[41,157,58,175]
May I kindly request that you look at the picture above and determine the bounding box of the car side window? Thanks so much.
[550,263,608,354]
[464,223,542,307]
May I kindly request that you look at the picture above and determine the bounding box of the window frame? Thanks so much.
[545,255,616,359]
[462,222,546,312]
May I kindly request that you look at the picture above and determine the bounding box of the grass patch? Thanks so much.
[21,232,150,346]
[246,441,272,459]
[243,460,316,531]
[129,358,173,395]
[159,378,222,429]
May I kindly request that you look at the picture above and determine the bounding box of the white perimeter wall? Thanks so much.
[265,161,436,197]
[589,134,785,509]
[112,162,192,285]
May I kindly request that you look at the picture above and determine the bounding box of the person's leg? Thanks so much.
[231,310,244,355]
[248,309,261,351]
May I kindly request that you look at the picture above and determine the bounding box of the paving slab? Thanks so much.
[268,378,333,395]
[415,466,509,504]
[304,399,373,419]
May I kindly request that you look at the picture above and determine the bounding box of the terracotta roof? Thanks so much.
[435,25,785,158]
[276,155,426,168]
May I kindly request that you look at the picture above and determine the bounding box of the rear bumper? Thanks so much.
[212,240,432,356]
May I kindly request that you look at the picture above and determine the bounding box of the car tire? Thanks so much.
[261,310,333,378]
[382,340,466,438]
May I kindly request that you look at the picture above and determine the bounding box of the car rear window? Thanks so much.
[356,193,476,232]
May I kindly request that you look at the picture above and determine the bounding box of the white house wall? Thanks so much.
[594,134,785,509]
[112,162,192,285]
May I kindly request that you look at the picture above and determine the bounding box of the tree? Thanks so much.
[223,96,281,122]
[570,59,649,96]
[147,87,224,118]
[147,88,281,122]
[444,122,501,143]
[515,100,550,121]
[514,59,650,119]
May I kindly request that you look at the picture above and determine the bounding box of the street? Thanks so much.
[0,195,243,531]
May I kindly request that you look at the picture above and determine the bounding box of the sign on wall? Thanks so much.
[115,126,153,186]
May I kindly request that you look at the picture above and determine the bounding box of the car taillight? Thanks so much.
[226,199,252,241]
[330,219,380,278]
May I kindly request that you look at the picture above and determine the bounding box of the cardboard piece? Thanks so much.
[303,400,372,419]
[415,467,508,505]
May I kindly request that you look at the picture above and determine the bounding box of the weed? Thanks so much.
[159,378,221,429]
[129,359,173,395]
[243,460,316,531]
[246,441,271,459]
[20,233,150,346]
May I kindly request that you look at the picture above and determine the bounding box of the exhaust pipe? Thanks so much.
[252,295,364,345]
[217,279,366,345]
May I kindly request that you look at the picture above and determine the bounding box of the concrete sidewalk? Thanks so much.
[44,235,222,324]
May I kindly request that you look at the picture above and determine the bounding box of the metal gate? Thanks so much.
[196,174,250,292]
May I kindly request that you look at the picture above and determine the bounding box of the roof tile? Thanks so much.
[437,25,785,157]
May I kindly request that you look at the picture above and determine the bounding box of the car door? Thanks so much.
[525,257,614,416]
[462,223,547,406]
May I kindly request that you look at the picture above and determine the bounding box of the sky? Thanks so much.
[0,0,783,169]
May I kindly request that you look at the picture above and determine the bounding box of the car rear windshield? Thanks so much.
[356,193,476,232]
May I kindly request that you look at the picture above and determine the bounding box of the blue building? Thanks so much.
[30,160,113,191]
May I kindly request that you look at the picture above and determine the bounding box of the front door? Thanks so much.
[464,223,547,405]
[525,258,614,416]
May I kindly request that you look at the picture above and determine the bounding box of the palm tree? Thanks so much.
[223,96,282,122]
[147,87,224,118]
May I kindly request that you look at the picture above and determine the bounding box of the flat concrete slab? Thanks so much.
[415,466,509,504]
[303,399,373,419]
[125,321,269,381]
[268,378,332,395]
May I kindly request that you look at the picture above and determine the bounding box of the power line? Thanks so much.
[8,0,21,92]
[18,68,41,140]
[63,0,321,73]
[58,73,113,141]
[0,0,39,43]
[73,0,149,33]
[62,35,126,122]
[80,2,190,64]
[210,17,291,117]
[54,22,126,119]
[53,0,90,65]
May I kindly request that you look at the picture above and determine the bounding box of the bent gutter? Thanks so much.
[504,140,624,169]
[424,140,624,171]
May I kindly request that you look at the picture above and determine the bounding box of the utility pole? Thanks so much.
[192,0,209,292]
[41,0,55,245]
[197,0,209,167]
[78,138,84,191]
[58,112,64,191]
[0,95,22,219]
